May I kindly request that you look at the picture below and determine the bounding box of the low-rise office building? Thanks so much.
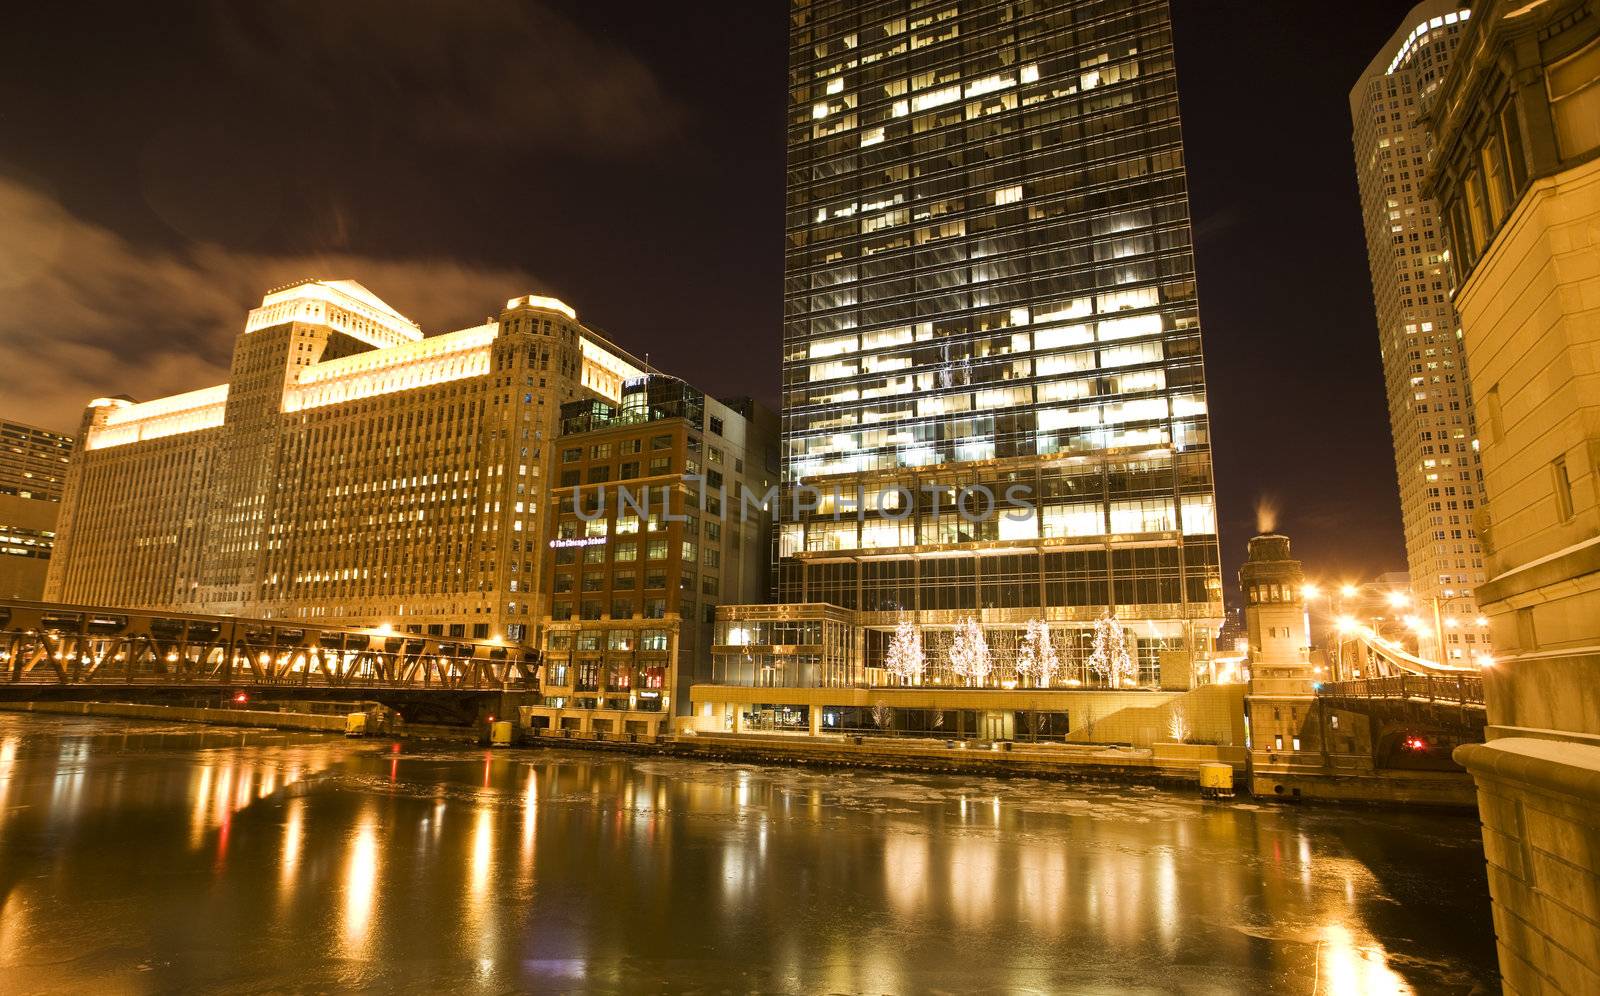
[530,375,778,736]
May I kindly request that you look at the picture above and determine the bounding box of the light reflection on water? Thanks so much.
[0,713,1496,992]
[279,795,304,895]
[343,807,379,956]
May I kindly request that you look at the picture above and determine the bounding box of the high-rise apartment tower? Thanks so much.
[1350,2,1490,664]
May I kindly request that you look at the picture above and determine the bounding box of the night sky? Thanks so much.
[0,1,1428,596]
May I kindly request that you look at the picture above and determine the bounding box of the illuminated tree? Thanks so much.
[1167,704,1191,743]
[871,700,893,729]
[1013,619,1060,688]
[947,617,992,687]
[883,619,925,684]
[1087,612,1135,687]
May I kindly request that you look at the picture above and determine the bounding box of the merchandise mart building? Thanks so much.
[700,0,1225,733]
[45,279,658,648]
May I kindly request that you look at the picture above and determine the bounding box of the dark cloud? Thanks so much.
[0,177,552,433]
[0,1,778,427]
[206,0,687,155]
[0,0,1416,591]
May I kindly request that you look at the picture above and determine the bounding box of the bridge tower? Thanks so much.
[1240,534,1313,688]
[1239,532,1323,797]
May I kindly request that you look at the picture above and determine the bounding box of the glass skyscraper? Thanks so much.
[773,0,1222,685]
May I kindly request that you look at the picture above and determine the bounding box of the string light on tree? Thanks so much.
[947,617,992,687]
[1087,611,1135,688]
[1014,619,1060,689]
[884,618,925,685]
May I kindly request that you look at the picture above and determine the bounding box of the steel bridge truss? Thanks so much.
[0,599,536,691]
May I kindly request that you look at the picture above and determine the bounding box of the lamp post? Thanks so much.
[1388,589,1474,666]
[1334,584,1357,680]
[1300,582,1320,669]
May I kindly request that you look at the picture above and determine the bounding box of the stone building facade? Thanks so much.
[45,279,646,646]
[1423,1,1600,990]
[1237,533,1322,798]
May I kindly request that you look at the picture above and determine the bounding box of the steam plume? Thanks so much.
[1256,497,1278,535]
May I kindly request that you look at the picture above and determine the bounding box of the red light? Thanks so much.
[1402,735,1428,752]
[232,692,249,705]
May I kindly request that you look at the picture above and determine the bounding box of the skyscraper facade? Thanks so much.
[773,0,1222,684]
[1350,3,1490,665]
[0,419,73,599]
[1,420,73,502]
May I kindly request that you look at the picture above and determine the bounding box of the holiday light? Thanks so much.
[1013,619,1060,688]
[883,619,925,684]
[946,617,992,687]
[1087,611,1135,688]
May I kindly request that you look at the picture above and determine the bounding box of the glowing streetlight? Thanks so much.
[1387,590,1412,609]
[1340,584,1358,599]
[1301,582,1321,599]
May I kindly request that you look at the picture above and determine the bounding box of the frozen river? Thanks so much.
[0,712,1496,992]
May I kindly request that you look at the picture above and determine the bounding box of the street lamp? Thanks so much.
[1385,590,1480,666]
[1299,583,1324,671]
[1332,613,1361,680]
[1427,592,1487,666]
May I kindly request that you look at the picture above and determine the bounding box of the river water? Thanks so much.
[0,713,1496,993]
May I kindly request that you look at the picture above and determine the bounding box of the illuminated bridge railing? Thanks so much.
[1317,674,1486,708]
[0,599,536,691]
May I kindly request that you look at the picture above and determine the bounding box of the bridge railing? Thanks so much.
[1317,673,1485,707]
